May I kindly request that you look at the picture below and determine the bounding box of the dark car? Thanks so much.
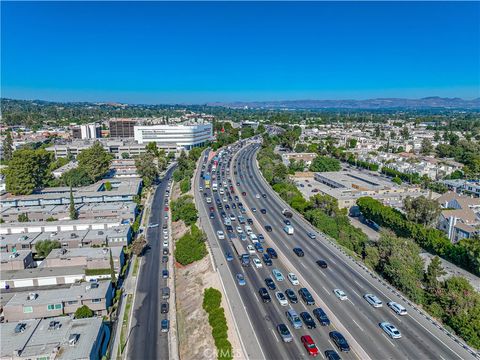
[300,312,317,329]
[265,225,273,232]
[226,225,233,233]
[258,287,272,303]
[162,255,168,263]
[284,219,291,225]
[293,248,304,257]
[225,204,230,209]
[242,192,246,196]
[262,253,272,266]
[262,194,267,198]
[324,350,341,360]
[247,218,253,225]
[232,203,237,209]
[313,308,331,326]
[329,331,350,352]
[161,319,169,333]
[265,277,276,290]
[209,213,215,219]
[161,302,169,314]
[162,248,169,255]
[285,288,298,303]
[266,248,278,259]
[316,260,328,269]
[299,288,315,305]
[254,242,264,253]
[162,269,169,278]
[260,208,267,214]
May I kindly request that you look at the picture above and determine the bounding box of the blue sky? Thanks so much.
[2,1,479,103]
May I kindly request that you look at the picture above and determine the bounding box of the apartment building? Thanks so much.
[2,281,113,322]
[0,316,109,360]
[0,251,35,271]
[0,266,85,289]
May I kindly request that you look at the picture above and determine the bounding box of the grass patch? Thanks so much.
[132,257,140,276]
[119,294,133,355]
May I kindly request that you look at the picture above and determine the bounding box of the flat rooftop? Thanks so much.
[0,266,85,281]
[45,246,123,262]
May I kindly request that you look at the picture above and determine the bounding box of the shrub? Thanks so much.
[174,225,207,265]
[74,305,94,319]
[203,288,232,360]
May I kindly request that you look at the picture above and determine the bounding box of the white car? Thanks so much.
[217,230,225,240]
[287,273,299,286]
[245,225,252,234]
[229,214,236,221]
[236,226,243,234]
[163,228,168,235]
[247,244,256,254]
[148,223,159,228]
[163,233,168,240]
[275,292,288,306]
[256,194,260,199]
[333,289,348,300]
[252,257,263,268]
[199,186,203,191]
[364,294,383,308]
[162,240,168,247]
[223,197,228,202]
[206,197,212,204]
[387,302,407,316]
[380,322,402,339]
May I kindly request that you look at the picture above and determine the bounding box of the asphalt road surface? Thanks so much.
[127,166,175,360]
[232,142,477,360]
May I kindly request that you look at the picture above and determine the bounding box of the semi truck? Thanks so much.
[231,236,250,266]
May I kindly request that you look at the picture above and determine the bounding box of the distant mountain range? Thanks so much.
[207,97,480,110]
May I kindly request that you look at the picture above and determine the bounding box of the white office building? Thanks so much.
[133,124,212,150]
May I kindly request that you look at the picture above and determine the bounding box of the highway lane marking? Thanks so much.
[350,288,362,298]
[271,328,280,342]
[382,333,396,347]
[351,318,364,332]
[353,279,362,288]
[322,286,330,295]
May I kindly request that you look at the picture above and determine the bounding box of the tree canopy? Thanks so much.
[77,142,113,182]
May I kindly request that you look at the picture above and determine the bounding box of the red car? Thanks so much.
[209,206,215,212]
[301,335,319,356]
[164,206,169,211]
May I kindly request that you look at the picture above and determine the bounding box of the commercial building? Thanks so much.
[72,124,102,139]
[46,139,150,159]
[109,118,137,138]
[281,152,317,167]
[0,316,109,360]
[2,281,113,321]
[133,123,212,150]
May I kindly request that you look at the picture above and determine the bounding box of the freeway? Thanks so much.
[197,144,362,360]
[234,141,478,360]
[127,166,175,360]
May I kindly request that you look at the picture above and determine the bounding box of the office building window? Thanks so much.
[92,298,102,304]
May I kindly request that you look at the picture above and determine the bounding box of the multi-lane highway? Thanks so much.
[233,141,478,360]
[127,166,175,360]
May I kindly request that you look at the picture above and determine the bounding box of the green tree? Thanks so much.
[77,142,112,182]
[104,181,112,191]
[180,179,191,193]
[121,152,130,159]
[256,124,266,135]
[424,256,446,294]
[69,187,78,220]
[60,167,93,187]
[146,142,159,156]
[18,213,29,222]
[5,149,53,195]
[2,131,13,162]
[35,239,61,257]
[400,127,410,140]
[347,138,358,149]
[74,305,94,319]
[240,127,255,139]
[310,194,339,216]
[309,156,341,172]
[167,152,175,161]
[174,224,207,265]
[171,195,198,226]
[135,152,159,188]
[420,138,434,155]
[434,131,441,142]
[109,249,117,285]
[403,195,441,227]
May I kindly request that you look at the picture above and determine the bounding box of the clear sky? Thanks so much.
[2,1,479,104]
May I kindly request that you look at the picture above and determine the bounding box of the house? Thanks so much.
[0,251,35,271]
[0,266,85,290]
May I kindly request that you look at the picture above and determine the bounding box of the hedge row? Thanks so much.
[203,288,233,360]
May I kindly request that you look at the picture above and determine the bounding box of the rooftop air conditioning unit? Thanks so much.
[68,333,80,346]
[27,292,37,301]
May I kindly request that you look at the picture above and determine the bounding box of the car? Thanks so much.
[262,193,267,198]
[229,214,236,221]
[283,219,291,225]
[226,225,233,233]
[299,288,315,305]
[285,288,298,303]
[266,248,278,259]
[148,223,159,228]
[262,253,272,266]
[301,335,319,357]
[251,207,257,212]
[313,308,330,326]
[324,350,341,360]
[272,269,284,281]
[254,242,264,253]
[287,272,300,286]
[275,291,288,306]
[162,255,168,263]
[255,193,260,199]
[247,218,253,225]
[206,197,212,204]
[380,322,402,339]
[252,257,263,268]
[387,301,408,315]
[258,234,265,242]
[316,260,328,268]
[247,244,256,254]
[209,212,215,219]
[329,331,350,352]
[260,208,267,214]
[231,203,236,209]
[293,247,304,257]
[258,287,271,303]
[163,233,168,240]
[163,240,168,247]
[161,302,169,314]
[161,319,170,333]
[300,311,316,329]
[265,225,273,232]
[217,231,225,240]
[364,294,383,308]
[242,192,246,196]
[239,234,247,241]
[276,324,293,343]
[236,274,246,286]
[162,270,169,278]
[225,204,230,209]
[164,206,169,211]
[162,248,169,255]
[307,232,316,239]
[236,226,243,234]
[245,225,253,234]
[225,252,234,261]
[265,277,276,290]
[333,289,347,300]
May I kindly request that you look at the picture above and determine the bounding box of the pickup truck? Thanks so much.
[282,209,293,218]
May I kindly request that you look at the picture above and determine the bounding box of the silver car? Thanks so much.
[276,323,293,343]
